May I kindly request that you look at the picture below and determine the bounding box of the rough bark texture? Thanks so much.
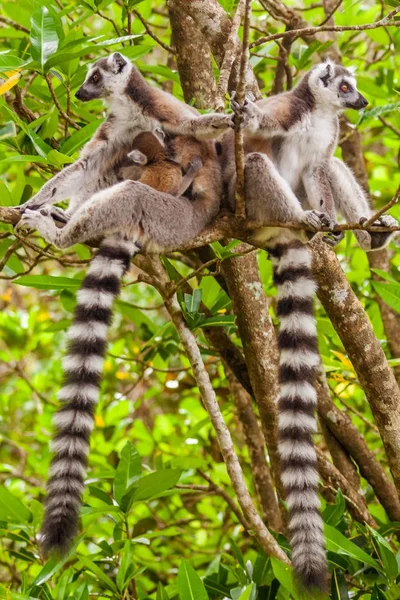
[176,0,261,101]
[316,449,377,528]
[311,237,400,496]
[221,245,284,502]
[317,374,400,521]
[225,365,282,531]
[168,1,217,108]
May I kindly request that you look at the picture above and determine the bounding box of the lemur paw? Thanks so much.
[127,149,148,165]
[208,114,234,130]
[15,208,57,241]
[230,94,260,133]
[301,210,328,231]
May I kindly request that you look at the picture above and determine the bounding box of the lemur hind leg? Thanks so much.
[328,157,398,251]
[244,152,329,246]
[16,180,203,251]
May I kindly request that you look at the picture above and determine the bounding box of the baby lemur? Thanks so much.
[222,60,398,594]
[119,130,202,197]
[16,52,234,557]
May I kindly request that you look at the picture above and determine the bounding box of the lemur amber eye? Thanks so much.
[91,73,99,83]
[340,83,349,92]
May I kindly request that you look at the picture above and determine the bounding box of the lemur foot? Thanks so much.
[49,206,70,224]
[15,208,58,243]
[357,214,398,251]
[323,230,345,247]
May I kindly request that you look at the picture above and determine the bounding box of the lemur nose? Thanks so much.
[361,95,368,107]
[75,89,83,100]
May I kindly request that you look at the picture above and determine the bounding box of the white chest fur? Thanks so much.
[277,111,336,190]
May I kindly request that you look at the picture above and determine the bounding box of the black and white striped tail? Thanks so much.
[270,240,327,594]
[41,236,137,555]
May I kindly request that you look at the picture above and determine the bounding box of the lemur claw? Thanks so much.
[302,210,326,231]
[323,230,345,247]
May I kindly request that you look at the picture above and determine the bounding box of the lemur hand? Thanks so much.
[357,214,398,251]
[323,230,345,247]
[302,210,331,232]
[230,93,262,134]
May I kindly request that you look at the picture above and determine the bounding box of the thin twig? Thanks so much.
[45,75,80,130]
[250,7,400,48]
[318,0,343,26]
[0,15,29,33]
[234,0,252,219]
[378,116,400,138]
[215,0,245,112]
[133,10,175,54]
[363,184,400,228]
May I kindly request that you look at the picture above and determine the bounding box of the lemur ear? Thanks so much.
[110,52,127,74]
[319,62,333,87]
[153,127,166,146]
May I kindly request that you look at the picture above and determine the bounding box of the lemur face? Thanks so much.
[75,52,131,102]
[309,61,368,111]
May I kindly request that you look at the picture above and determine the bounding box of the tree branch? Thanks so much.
[250,6,400,48]
[142,255,290,564]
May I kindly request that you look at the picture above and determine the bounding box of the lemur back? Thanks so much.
[18,52,229,556]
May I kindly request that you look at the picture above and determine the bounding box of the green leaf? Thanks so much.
[198,315,235,328]
[177,559,208,600]
[30,7,62,69]
[367,525,399,580]
[30,551,74,587]
[271,558,300,600]
[13,275,82,290]
[238,583,256,600]
[132,469,181,502]
[331,569,349,600]
[113,442,142,505]
[59,120,102,155]
[77,557,118,593]
[0,122,16,139]
[0,488,31,523]
[372,282,400,313]
[325,524,381,571]
[156,583,169,600]
[371,585,389,600]
[0,54,27,72]
[184,289,202,314]
[360,102,400,125]
[116,541,134,591]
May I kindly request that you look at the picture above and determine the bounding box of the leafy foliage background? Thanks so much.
[0,0,400,598]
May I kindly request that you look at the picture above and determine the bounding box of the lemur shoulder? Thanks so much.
[15,52,231,558]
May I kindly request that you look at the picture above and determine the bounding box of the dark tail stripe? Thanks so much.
[272,241,328,593]
[40,237,136,555]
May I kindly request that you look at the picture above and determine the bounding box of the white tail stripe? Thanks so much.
[63,354,104,373]
[51,436,90,456]
[68,321,108,342]
[57,384,99,403]
[278,278,316,300]
[281,467,319,488]
[279,313,316,336]
[279,382,317,403]
[280,348,320,369]
[76,288,114,309]
[53,410,94,431]
[277,247,311,271]
[278,440,316,461]
[49,459,86,478]
[88,257,125,278]
[279,411,316,432]
[286,489,321,510]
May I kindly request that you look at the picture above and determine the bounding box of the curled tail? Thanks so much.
[270,240,328,594]
[41,236,137,555]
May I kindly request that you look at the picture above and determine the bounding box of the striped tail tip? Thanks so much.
[271,240,329,595]
[40,237,137,555]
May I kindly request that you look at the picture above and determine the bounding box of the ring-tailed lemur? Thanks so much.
[16,52,231,556]
[223,61,399,594]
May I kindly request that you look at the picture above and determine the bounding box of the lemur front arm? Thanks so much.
[162,113,233,140]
